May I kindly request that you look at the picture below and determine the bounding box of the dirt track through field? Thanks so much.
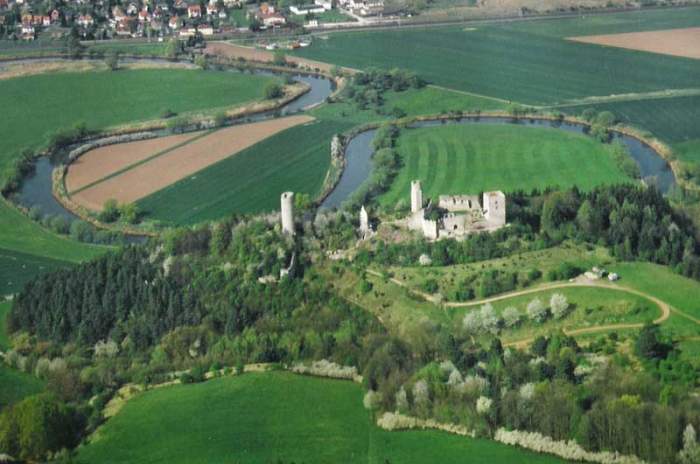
[70,115,314,211]
[568,27,700,60]
[205,42,357,74]
[66,133,199,193]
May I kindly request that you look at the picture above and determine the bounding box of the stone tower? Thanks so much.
[411,180,423,213]
[360,205,369,234]
[280,191,295,235]
[483,191,506,226]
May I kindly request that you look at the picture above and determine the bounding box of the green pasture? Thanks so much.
[292,9,700,105]
[76,371,568,464]
[379,123,631,207]
[0,247,74,296]
[138,119,355,225]
[0,301,10,350]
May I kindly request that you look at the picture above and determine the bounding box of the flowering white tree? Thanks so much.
[447,369,463,386]
[527,297,548,323]
[502,306,521,328]
[476,396,493,415]
[94,339,119,358]
[395,386,409,412]
[463,310,482,333]
[679,424,700,464]
[519,382,535,400]
[480,303,499,334]
[363,390,381,410]
[550,293,570,319]
[413,380,430,406]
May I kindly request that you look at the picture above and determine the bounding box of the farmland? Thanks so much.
[0,67,275,287]
[69,116,313,211]
[76,371,568,464]
[378,123,631,208]
[138,119,355,225]
[292,8,700,105]
[0,248,73,296]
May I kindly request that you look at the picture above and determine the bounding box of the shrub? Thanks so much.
[527,298,548,323]
[99,199,120,223]
[503,306,521,328]
[550,293,570,319]
[264,82,284,99]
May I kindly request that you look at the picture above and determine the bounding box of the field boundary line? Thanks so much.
[545,88,700,109]
[69,130,215,196]
[426,84,517,106]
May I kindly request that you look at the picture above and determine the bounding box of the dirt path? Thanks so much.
[547,87,700,109]
[365,269,681,347]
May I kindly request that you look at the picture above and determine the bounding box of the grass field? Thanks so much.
[292,8,700,105]
[0,248,74,296]
[0,301,10,350]
[138,119,355,224]
[379,123,631,207]
[77,371,568,464]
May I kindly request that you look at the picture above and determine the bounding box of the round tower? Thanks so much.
[411,180,423,213]
[280,192,295,235]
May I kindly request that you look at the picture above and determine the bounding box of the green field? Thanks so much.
[77,371,568,463]
[292,8,700,105]
[379,123,632,207]
[0,247,74,296]
[138,119,355,225]
[0,301,10,350]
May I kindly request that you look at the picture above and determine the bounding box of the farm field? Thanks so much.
[0,68,277,285]
[205,42,344,74]
[567,27,700,60]
[139,119,354,225]
[378,123,631,207]
[76,371,568,464]
[70,115,314,211]
[66,132,199,193]
[291,8,700,105]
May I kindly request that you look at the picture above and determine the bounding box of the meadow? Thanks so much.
[0,248,73,296]
[378,123,631,207]
[292,8,700,105]
[138,119,356,225]
[76,371,568,464]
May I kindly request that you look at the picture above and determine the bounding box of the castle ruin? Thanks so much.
[280,191,295,236]
[406,180,506,240]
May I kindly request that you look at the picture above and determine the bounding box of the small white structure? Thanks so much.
[411,180,423,213]
[608,272,620,282]
[404,180,506,240]
[281,191,295,236]
[360,206,370,234]
[419,254,432,266]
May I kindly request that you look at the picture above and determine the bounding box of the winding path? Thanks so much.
[366,269,680,347]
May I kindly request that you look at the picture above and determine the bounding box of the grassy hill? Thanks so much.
[77,371,568,464]
[379,123,631,207]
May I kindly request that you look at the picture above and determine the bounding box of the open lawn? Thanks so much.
[0,301,10,349]
[139,119,355,225]
[0,248,74,296]
[292,8,700,105]
[76,371,568,464]
[379,123,631,207]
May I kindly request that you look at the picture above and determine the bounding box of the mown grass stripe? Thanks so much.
[69,130,215,196]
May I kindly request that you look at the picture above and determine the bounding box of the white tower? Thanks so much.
[280,191,295,235]
[483,191,506,226]
[360,205,369,235]
[410,180,423,213]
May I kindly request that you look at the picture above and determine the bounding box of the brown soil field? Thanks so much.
[205,42,357,74]
[70,115,315,211]
[568,27,700,60]
[66,133,199,193]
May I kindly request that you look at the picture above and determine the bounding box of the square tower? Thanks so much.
[411,180,423,213]
[483,191,506,226]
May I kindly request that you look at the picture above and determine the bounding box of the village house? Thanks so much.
[112,6,126,22]
[126,3,138,15]
[168,15,181,29]
[187,4,201,18]
[50,9,61,23]
[138,8,150,22]
[289,3,326,15]
[257,4,286,27]
[77,14,94,26]
[206,3,218,16]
